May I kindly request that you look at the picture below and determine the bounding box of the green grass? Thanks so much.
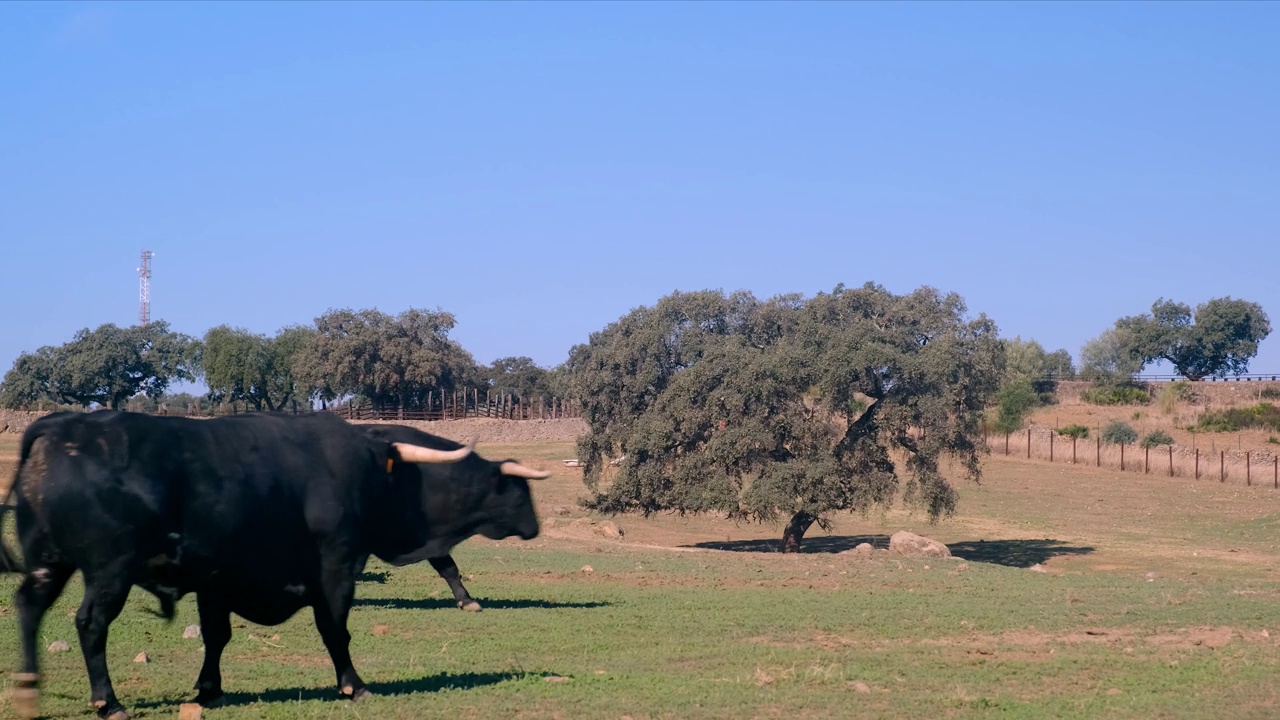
[3,439,1280,718]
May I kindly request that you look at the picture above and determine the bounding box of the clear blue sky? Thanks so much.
[2,1,1277,385]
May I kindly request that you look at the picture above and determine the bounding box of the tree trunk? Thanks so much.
[781,511,816,553]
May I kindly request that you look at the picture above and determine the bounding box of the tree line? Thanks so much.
[0,288,1269,552]
[0,308,561,414]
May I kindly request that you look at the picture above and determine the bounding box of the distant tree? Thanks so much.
[1043,349,1077,380]
[0,322,195,410]
[1080,327,1143,384]
[1115,297,1271,380]
[483,356,554,404]
[0,347,59,409]
[1001,336,1074,398]
[197,325,316,412]
[295,308,475,413]
[567,283,1004,553]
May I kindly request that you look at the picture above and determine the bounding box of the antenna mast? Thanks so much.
[138,250,154,325]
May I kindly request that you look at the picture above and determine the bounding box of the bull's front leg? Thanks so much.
[428,555,482,611]
[313,560,369,700]
[192,594,232,707]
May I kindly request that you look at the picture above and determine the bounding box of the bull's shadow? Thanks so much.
[136,671,536,709]
[685,535,1095,568]
[353,597,609,611]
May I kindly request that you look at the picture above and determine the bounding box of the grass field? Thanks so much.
[3,435,1280,718]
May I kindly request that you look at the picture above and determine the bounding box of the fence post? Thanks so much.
[1144,445,1149,474]
[1169,445,1174,477]
[1027,428,1031,459]
[1221,450,1225,483]
[1195,448,1200,479]
[1247,451,1251,486]
[1050,432,1054,462]
[1004,433,1009,455]
[1097,437,1101,467]
[1072,436,1077,465]
[1275,456,1278,489]
[1121,443,1125,471]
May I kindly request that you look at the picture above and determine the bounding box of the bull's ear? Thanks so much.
[393,442,473,464]
[499,461,551,480]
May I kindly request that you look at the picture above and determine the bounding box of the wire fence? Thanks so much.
[986,426,1280,487]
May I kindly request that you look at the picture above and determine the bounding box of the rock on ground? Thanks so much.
[47,641,70,653]
[183,625,202,640]
[594,521,625,539]
[133,652,150,664]
[889,531,951,559]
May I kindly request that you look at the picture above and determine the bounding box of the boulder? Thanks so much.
[888,531,951,559]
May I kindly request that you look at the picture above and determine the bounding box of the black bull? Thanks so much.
[0,410,548,720]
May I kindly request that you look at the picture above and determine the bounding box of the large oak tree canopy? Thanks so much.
[566,283,1004,551]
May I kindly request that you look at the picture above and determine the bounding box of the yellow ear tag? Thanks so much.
[386,458,394,474]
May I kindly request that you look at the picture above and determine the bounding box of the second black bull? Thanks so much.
[356,423,551,612]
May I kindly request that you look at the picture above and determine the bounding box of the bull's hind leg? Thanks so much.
[429,555,482,611]
[192,594,232,707]
[12,563,74,720]
[75,573,134,720]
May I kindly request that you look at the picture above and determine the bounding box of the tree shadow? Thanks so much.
[683,535,1095,568]
[134,671,534,710]
[352,597,610,611]
[947,539,1095,568]
[684,535,890,554]
[358,571,390,584]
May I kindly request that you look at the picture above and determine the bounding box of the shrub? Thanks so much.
[1269,436,1279,445]
[1132,411,1143,421]
[1140,430,1175,448]
[1262,387,1280,400]
[992,381,1039,434]
[1081,385,1150,406]
[1193,403,1280,433]
[1102,420,1138,446]
[1159,380,1197,414]
[1057,424,1089,439]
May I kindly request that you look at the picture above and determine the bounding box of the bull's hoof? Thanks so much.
[460,600,483,612]
[194,691,226,708]
[341,685,373,701]
[12,673,39,720]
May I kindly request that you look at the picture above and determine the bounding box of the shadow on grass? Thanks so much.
[684,535,890,554]
[947,539,1095,568]
[352,597,610,611]
[685,535,1095,568]
[135,671,537,709]
[357,571,390,584]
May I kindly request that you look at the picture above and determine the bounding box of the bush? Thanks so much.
[1102,420,1138,446]
[1159,380,1197,414]
[1192,403,1280,433]
[1141,430,1175,448]
[992,381,1039,434]
[1269,436,1279,445]
[1057,424,1090,439]
[1082,385,1150,406]
[1262,387,1280,400]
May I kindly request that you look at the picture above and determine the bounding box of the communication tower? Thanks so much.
[137,250,154,325]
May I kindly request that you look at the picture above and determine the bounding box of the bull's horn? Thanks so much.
[499,461,551,480]
[393,442,473,464]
